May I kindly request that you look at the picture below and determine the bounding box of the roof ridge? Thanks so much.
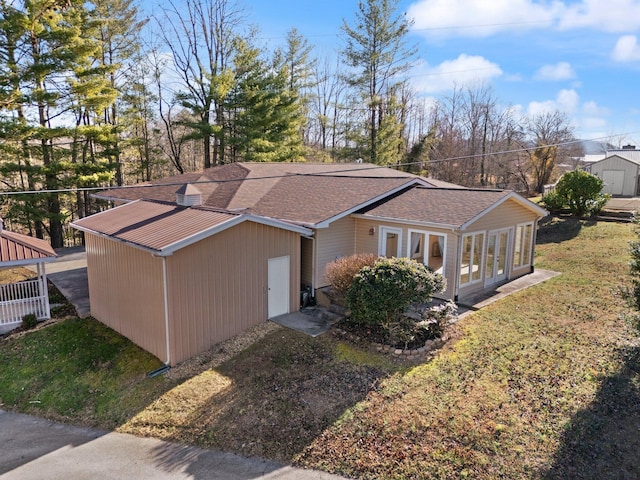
[294,173,417,179]
[414,185,507,193]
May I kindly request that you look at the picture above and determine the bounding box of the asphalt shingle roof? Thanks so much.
[359,187,513,227]
[94,162,432,226]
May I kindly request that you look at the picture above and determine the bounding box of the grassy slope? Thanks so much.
[296,218,640,479]
[1,218,638,479]
[0,318,168,428]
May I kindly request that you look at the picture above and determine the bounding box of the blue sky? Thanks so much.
[237,0,640,147]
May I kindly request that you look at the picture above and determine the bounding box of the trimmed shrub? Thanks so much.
[22,313,38,330]
[323,253,379,298]
[541,190,565,212]
[543,170,610,217]
[346,257,445,327]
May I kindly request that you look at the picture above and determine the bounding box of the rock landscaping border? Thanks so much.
[332,326,451,361]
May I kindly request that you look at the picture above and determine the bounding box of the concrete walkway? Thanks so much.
[29,246,90,318]
[0,411,346,480]
[274,268,561,334]
[458,268,561,315]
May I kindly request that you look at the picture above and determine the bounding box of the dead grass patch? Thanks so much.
[1,217,639,479]
[120,327,401,461]
[296,217,640,479]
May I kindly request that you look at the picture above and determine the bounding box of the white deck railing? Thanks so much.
[0,279,49,329]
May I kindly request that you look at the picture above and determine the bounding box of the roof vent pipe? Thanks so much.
[176,184,202,206]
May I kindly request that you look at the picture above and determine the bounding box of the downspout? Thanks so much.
[454,231,462,302]
[161,256,171,366]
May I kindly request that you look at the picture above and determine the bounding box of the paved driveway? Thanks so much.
[0,411,346,480]
[32,247,90,317]
[605,197,640,212]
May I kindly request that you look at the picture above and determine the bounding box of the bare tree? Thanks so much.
[159,0,244,168]
[520,110,580,193]
[308,56,348,157]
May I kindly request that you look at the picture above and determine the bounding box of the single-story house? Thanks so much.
[588,149,640,196]
[73,162,547,365]
[0,219,56,333]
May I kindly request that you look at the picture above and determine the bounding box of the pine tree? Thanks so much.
[228,37,304,162]
[90,0,147,186]
[341,0,416,164]
[0,0,119,246]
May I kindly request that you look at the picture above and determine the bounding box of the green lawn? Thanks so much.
[1,217,638,479]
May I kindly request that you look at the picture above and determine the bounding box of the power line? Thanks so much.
[2,131,638,197]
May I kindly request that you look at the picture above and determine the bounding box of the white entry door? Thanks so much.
[485,229,510,286]
[268,256,290,318]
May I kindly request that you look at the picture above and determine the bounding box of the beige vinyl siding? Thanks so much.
[85,234,167,362]
[314,216,356,288]
[465,198,535,232]
[354,217,457,299]
[301,237,313,287]
[166,221,300,365]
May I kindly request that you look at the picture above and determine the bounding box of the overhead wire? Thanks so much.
[1,130,638,196]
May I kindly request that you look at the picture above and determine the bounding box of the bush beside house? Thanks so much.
[325,256,456,350]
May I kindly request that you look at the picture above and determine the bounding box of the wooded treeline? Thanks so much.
[0,0,581,247]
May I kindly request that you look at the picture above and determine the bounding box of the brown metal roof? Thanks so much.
[72,201,240,252]
[72,199,312,253]
[359,187,515,227]
[0,229,57,265]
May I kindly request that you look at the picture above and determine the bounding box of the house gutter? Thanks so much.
[454,232,463,302]
[161,256,171,366]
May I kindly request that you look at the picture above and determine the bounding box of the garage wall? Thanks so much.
[590,155,639,196]
[85,234,167,362]
[166,221,301,364]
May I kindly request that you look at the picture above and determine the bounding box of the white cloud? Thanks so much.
[407,0,640,38]
[411,54,503,94]
[580,116,607,129]
[558,0,640,32]
[527,89,580,116]
[612,35,640,62]
[407,0,557,38]
[582,101,609,116]
[534,62,576,81]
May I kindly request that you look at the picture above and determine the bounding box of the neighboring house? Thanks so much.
[72,162,546,365]
[588,149,640,196]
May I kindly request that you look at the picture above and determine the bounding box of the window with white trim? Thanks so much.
[513,222,533,268]
[378,226,402,257]
[460,232,484,285]
[407,230,446,274]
